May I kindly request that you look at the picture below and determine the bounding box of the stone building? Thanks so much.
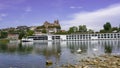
[43,20,60,28]
[35,20,61,34]
[44,20,61,33]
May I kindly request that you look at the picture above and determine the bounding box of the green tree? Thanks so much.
[0,31,8,39]
[111,27,118,32]
[19,31,26,39]
[42,29,47,33]
[55,32,68,34]
[100,29,106,33]
[88,29,94,33]
[68,26,78,33]
[27,30,34,36]
[119,24,120,32]
[103,22,111,32]
[8,29,15,34]
[79,25,87,33]
[36,25,45,29]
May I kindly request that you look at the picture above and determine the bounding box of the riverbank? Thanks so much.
[60,54,120,68]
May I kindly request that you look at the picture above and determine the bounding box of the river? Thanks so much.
[0,40,120,68]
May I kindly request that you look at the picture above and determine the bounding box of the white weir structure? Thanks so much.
[24,33,120,42]
[66,33,120,40]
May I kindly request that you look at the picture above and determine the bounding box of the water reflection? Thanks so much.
[0,42,33,54]
[67,41,88,54]
[67,40,120,55]
[0,40,120,68]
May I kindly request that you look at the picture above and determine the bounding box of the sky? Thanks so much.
[0,0,120,31]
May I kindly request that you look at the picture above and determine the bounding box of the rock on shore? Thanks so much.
[60,55,120,68]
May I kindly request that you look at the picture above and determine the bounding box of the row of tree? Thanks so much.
[67,22,120,34]
[100,22,120,33]
[68,25,94,33]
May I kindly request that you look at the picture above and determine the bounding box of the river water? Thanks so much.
[0,40,120,68]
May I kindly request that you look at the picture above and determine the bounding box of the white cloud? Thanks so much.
[70,6,83,9]
[62,4,120,31]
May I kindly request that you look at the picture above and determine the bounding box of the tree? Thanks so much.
[103,22,111,32]
[68,26,78,33]
[8,29,15,34]
[119,24,120,32]
[27,30,34,36]
[88,29,94,33]
[111,27,118,32]
[100,29,106,33]
[79,25,87,33]
[0,31,8,39]
[55,31,68,34]
[36,25,45,29]
[68,27,74,33]
[18,31,26,39]
[42,29,47,33]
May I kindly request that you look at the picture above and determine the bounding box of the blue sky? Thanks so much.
[0,0,120,31]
